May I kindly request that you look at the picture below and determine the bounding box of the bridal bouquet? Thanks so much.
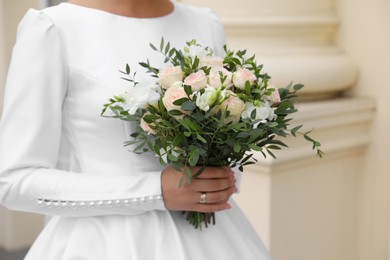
[102,39,323,229]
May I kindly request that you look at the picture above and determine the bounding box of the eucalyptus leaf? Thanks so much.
[173,98,189,106]
[182,101,196,111]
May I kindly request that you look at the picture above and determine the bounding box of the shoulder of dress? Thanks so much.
[40,4,71,27]
[17,6,69,33]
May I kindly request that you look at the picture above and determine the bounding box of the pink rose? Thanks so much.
[208,67,233,88]
[158,66,183,89]
[216,91,245,124]
[140,114,156,135]
[265,83,281,104]
[183,70,207,91]
[162,85,189,115]
[199,56,224,68]
[232,68,257,90]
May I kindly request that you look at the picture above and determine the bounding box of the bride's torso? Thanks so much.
[46,2,224,176]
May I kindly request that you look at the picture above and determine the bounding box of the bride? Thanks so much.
[0,0,272,259]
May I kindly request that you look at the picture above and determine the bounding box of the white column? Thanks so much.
[234,97,374,259]
[179,0,358,99]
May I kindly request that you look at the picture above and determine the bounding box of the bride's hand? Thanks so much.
[161,165,237,212]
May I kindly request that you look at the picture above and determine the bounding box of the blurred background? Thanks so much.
[0,0,389,259]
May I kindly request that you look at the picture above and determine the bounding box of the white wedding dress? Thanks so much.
[0,2,272,259]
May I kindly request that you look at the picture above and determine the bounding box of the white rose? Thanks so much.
[183,44,208,59]
[122,83,160,115]
[158,66,183,89]
[232,68,257,90]
[208,67,233,88]
[196,87,218,112]
[241,100,276,128]
[183,70,207,91]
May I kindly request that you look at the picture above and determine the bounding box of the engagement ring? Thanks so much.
[199,192,207,204]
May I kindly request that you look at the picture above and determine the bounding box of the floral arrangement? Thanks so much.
[102,38,323,229]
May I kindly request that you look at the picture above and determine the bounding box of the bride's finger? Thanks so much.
[190,177,235,192]
[195,186,236,205]
[194,166,233,179]
[192,202,232,213]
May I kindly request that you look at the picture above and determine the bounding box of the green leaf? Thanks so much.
[149,43,158,51]
[139,62,149,69]
[293,83,304,91]
[181,101,196,111]
[193,57,199,69]
[266,148,277,159]
[237,49,247,57]
[264,139,288,148]
[173,134,184,146]
[234,143,241,153]
[178,176,184,188]
[267,122,279,128]
[240,153,254,164]
[190,112,205,121]
[236,131,250,139]
[165,41,171,54]
[291,125,303,136]
[188,150,200,167]
[304,133,315,142]
[245,81,252,95]
[160,37,165,51]
[159,157,167,166]
[193,166,206,178]
[168,110,183,116]
[184,118,201,131]
[179,119,191,131]
[185,166,192,184]
[184,84,193,96]
[134,141,147,153]
[124,140,138,146]
[153,145,161,156]
[168,154,178,162]
[196,134,207,143]
[173,98,189,106]
[250,109,257,120]
[248,144,263,151]
[275,100,294,114]
[267,145,282,150]
[169,48,175,57]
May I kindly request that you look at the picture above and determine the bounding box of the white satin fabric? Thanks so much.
[0,2,272,259]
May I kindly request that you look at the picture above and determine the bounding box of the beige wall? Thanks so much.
[336,1,390,259]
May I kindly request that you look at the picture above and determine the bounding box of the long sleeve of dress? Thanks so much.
[0,10,167,217]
